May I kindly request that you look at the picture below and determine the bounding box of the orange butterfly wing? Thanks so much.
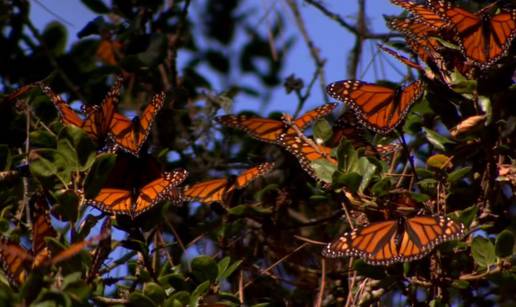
[184,163,273,205]
[217,103,337,144]
[40,85,84,127]
[31,195,57,268]
[234,162,275,189]
[390,0,450,30]
[427,2,516,67]
[292,103,337,130]
[323,220,399,265]
[398,215,465,261]
[323,215,465,265]
[110,92,165,156]
[217,115,285,144]
[0,239,33,285]
[279,133,336,183]
[134,169,188,217]
[183,178,229,204]
[327,80,424,134]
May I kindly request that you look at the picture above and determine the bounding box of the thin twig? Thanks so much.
[315,258,326,307]
[285,0,329,103]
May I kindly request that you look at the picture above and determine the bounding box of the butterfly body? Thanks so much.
[323,215,465,265]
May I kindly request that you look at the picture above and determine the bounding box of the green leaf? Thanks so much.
[158,273,187,290]
[495,230,515,258]
[218,258,242,281]
[29,149,71,186]
[83,153,116,198]
[447,167,472,183]
[52,189,79,221]
[191,256,218,282]
[426,154,452,169]
[354,157,377,193]
[417,178,438,192]
[422,128,455,151]
[81,0,110,13]
[129,292,157,306]
[336,139,358,171]
[62,272,90,302]
[478,96,492,124]
[311,158,337,183]
[451,280,470,289]
[332,172,362,193]
[471,237,496,268]
[137,33,167,67]
[371,178,392,196]
[143,282,166,304]
[30,130,57,148]
[457,206,478,227]
[42,22,68,56]
[58,126,96,171]
[313,119,332,142]
[189,281,210,307]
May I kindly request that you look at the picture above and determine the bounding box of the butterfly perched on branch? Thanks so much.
[40,77,164,156]
[0,195,109,286]
[183,162,274,206]
[323,214,465,265]
[85,153,188,218]
[216,103,337,144]
[327,80,425,134]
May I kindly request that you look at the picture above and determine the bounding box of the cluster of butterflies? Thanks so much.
[0,195,109,286]
[39,77,277,219]
[385,0,516,73]
[7,0,508,278]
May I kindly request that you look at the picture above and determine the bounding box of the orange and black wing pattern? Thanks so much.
[329,111,378,156]
[133,168,188,217]
[41,77,123,142]
[323,215,465,265]
[390,0,450,30]
[184,163,274,205]
[217,103,337,144]
[216,115,284,144]
[291,103,337,130]
[110,92,165,156]
[31,195,57,268]
[425,1,516,67]
[0,239,33,285]
[326,80,425,134]
[87,168,188,218]
[279,133,336,183]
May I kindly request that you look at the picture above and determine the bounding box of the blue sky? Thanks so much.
[30,0,405,115]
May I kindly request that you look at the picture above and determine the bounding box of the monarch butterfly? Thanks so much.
[423,1,516,68]
[40,77,123,144]
[41,78,164,156]
[0,195,107,286]
[216,103,337,144]
[386,17,471,79]
[326,80,425,134]
[108,91,165,156]
[183,162,274,205]
[85,153,188,218]
[322,215,465,265]
[390,0,451,30]
[278,133,336,183]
